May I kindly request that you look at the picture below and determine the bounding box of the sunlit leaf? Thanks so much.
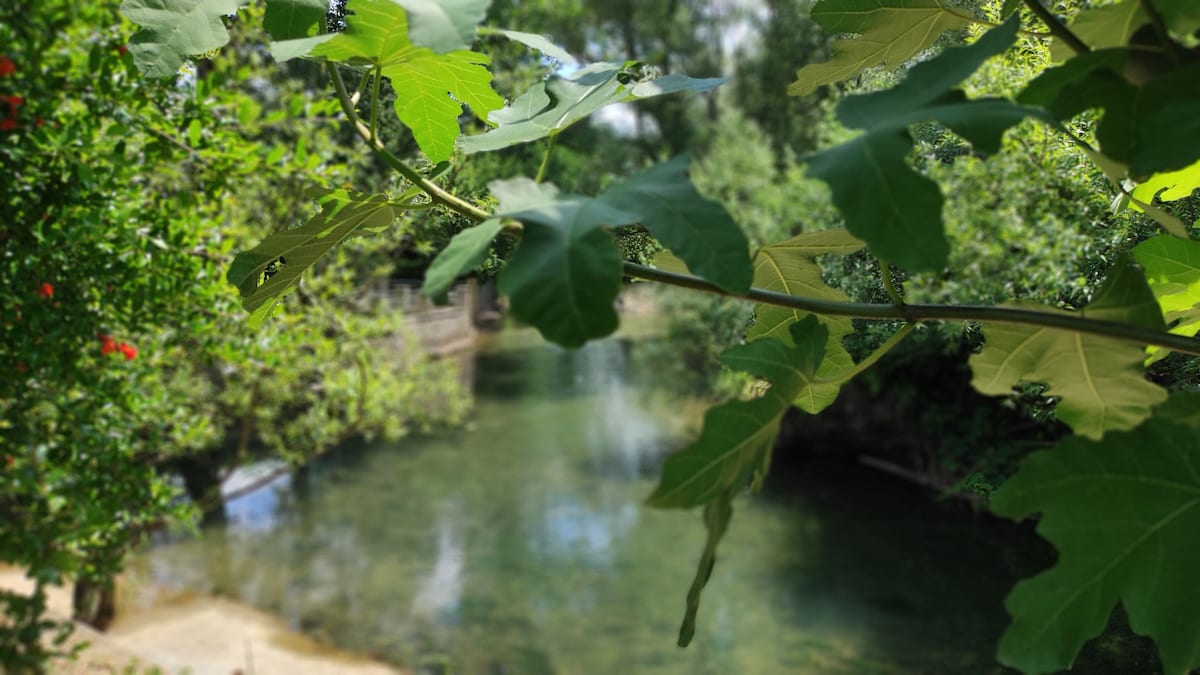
[1049,2,1144,60]
[423,218,503,303]
[458,62,722,153]
[228,190,395,327]
[120,0,241,77]
[647,317,828,508]
[296,0,503,162]
[991,393,1200,675]
[787,0,974,97]
[1132,158,1200,207]
[969,259,1168,439]
[1133,236,1200,360]
[393,0,489,52]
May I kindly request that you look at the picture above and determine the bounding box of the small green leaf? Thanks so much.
[991,393,1200,675]
[393,0,489,52]
[647,317,828,508]
[263,0,326,40]
[787,0,974,97]
[120,0,240,77]
[969,258,1168,439]
[596,156,752,293]
[423,218,503,304]
[458,62,722,153]
[481,28,577,65]
[227,189,395,327]
[676,489,734,647]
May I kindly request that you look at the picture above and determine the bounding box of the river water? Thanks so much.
[130,332,1078,674]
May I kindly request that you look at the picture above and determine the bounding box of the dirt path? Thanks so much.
[0,568,405,675]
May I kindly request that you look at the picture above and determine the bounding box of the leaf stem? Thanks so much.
[812,323,915,385]
[369,66,383,143]
[878,260,904,306]
[534,135,557,184]
[1021,0,1090,55]
[623,261,1200,356]
[326,63,491,221]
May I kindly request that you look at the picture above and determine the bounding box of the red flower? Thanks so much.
[37,282,53,299]
[116,45,129,57]
[98,333,117,355]
[0,56,14,78]
[0,118,16,131]
[2,95,22,113]
[118,343,137,361]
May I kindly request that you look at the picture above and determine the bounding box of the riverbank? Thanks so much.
[0,566,406,675]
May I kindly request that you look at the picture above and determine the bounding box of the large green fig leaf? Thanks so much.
[969,259,1168,439]
[1131,159,1200,210]
[263,0,326,40]
[596,156,752,294]
[787,0,974,97]
[423,218,504,303]
[275,0,502,163]
[120,0,242,77]
[489,179,635,348]
[647,317,828,509]
[991,393,1200,675]
[457,62,722,153]
[228,189,395,327]
[805,16,1039,271]
[1133,235,1200,360]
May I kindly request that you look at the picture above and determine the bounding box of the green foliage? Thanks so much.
[788,0,976,97]
[120,0,243,77]
[423,217,504,302]
[990,393,1200,675]
[1135,235,1200,359]
[969,259,1169,439]
[263,0,326,40]
[457,61,722,154]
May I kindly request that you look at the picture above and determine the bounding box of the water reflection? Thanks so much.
[132,336,1060,674]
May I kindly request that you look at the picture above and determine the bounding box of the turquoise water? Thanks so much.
[132,335,1072,674]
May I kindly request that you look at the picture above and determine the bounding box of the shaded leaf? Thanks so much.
[991,393,1200,675]
[787,0,974,97]
[490,179,635,348]
[228,190,395,327]
[969,258,1168,439]
[676,489,734,647]
[596,156,752,293]
[805,17,1034,271]
[423,218,503,303]
[647,317,828,508]
[263,0,326,40]
[1049,2,1145,60]
[458,62,722,153]
[120,0,240,77]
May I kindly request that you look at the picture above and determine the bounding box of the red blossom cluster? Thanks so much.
[98,333,137,361]
[1,94,21,132]
[0,55,14,77]
[36,282,53,299]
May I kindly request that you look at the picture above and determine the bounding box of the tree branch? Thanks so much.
[1022,0,1090,55]
[624,261,1200,356]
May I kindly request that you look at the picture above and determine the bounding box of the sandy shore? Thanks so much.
[0,567,405,675]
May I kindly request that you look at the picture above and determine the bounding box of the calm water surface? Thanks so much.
[132,333,1057,674]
